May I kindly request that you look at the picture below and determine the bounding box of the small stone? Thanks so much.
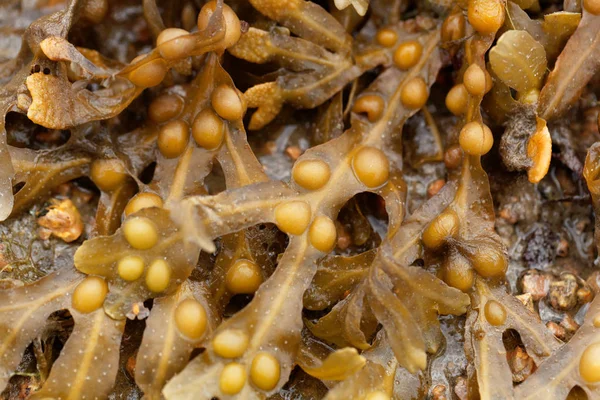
[336,221,351,250]
[546,321,567,341]
[431,384,447,400]
[507,346,535,383]
[518,270,550,301]
[499,207,518,224]
[427,179,445,198]
[454,377,468,400]
[548,274,578,311]
[577,286,594,304]
[516,293,535,314]
[37,198,83,243]
[285,145,302,160]
[72,187,94,205]
[444,145,462,169]
[560,314,579,337]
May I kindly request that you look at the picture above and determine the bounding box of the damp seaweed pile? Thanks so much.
[1,0,600,399]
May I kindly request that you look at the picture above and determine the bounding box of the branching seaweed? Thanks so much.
[1,0,600,399]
